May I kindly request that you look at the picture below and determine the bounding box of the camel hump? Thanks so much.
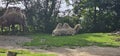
[55,23,62,29]
[52,23,63,36]
[63,23,72,29]
[4,7,14,15]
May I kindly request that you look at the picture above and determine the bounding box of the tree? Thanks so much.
[72,0,120,32]
[1,0,61,33]
[23,0,61,33]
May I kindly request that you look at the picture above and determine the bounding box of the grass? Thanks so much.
[23,33,120,47]
[0,48,56,56]
[0,33,120,56]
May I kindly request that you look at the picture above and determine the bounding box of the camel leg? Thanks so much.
[11,24,15,32]
[19,24,23,32]
[8,26,10,32]
[1,26,3,34]
[22,24,24,32]
[7,26,11,34]
[22,24,26,32]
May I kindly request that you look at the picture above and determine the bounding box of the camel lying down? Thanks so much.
[52,23,82,36]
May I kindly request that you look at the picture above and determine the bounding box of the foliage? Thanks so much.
[1,0,120,33]
[73,0,120,32]
[24,33,120,47]
[57,16,80,27]
[1,0,61,33]
[24,0,61,33]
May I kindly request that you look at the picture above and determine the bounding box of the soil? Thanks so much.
[0,35,120,56]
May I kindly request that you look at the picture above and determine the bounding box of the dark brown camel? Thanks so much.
[5,7,27,31]
[0,7,27,33]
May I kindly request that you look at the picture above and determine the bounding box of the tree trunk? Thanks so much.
[5,1,10,9]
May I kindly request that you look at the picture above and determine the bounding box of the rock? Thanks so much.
[7,51,17,56]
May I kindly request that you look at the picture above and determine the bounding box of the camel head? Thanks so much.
[0,16,8,26]
[74,24,82,33]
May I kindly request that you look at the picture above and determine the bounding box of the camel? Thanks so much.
[0,7,27,33]
[52,23,82,36]
[5,7,27,31]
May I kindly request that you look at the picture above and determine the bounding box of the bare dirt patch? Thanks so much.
[0,35,32,49]
[0,35,120,56]
[48,46,120,56]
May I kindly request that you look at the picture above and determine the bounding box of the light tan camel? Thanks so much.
[52,23,82,36]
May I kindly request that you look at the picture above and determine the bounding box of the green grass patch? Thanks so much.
[0,48,7,53]
[24,33,120,47]
[0,48,56,56]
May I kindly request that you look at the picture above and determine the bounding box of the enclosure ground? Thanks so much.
[0,34,120,56]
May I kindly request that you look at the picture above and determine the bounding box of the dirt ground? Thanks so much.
[0,35,120,56]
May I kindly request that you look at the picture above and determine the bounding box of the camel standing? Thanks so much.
[5,7,27,31]
[0,7,27,33]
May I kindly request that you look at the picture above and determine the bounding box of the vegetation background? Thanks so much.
[0,0,120,56]
[0,0,120,33]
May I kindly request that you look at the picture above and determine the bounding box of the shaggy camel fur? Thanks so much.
[52,23,82,36]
